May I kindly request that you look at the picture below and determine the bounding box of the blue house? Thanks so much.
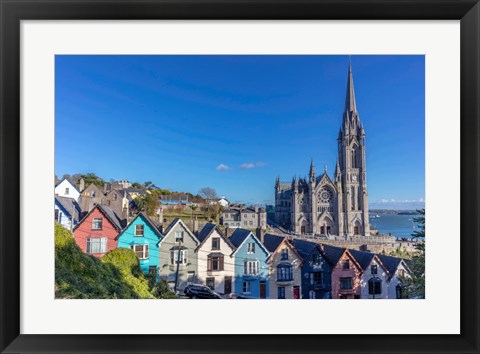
[293,239,332,299]
[229,228,270,299]
[116,212,163,280]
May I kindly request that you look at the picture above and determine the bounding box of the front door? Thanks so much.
[224,276,232,295]
[260,281,266,299]
[293,286,300,299]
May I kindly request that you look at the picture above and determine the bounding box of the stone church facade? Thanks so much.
[275,64,370,237]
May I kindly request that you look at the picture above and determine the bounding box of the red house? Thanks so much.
[73,205,125,258]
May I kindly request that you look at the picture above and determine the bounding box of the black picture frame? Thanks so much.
[1,0,479,353]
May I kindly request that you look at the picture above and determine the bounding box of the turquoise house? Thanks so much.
[229,229,270,299]
[116,213,163,280]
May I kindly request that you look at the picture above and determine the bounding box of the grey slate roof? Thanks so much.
[197,223,217,243]
[349,249,376,270]
[377,254,404,275]
[98,204,126,230]
[162,217,181,236]
[322,244,346,266]
[229,228,253,248]
[55,196,81,222]
[292,239,319,259]
[262,233,285,253]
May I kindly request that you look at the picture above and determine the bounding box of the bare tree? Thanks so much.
[198,187,218,203]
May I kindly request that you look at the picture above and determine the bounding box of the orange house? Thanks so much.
[73,205,125,258]
[323,245,363,299]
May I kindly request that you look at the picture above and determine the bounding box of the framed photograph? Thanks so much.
[1,0,479,353]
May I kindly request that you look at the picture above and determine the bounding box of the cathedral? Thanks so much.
[274,63,370,237]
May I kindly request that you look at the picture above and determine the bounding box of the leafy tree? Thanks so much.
[80,173,104,187]
[400,209,425,298]
[131,182,144,189]
[135,193,160,217]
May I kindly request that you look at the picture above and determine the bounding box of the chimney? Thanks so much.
[256,226,265,244]
[79,178,85,192]
[193,218,199,235]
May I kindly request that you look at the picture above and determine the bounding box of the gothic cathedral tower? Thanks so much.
[336,62,370,236]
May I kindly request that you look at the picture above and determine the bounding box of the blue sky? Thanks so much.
[55,55,425,209]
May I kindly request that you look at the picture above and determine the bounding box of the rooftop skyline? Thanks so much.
[55,55,425,210]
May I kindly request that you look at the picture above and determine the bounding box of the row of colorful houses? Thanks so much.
[68,203,411,299]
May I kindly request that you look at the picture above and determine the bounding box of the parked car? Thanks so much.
[184,284,222,299]
[230,293,257,299]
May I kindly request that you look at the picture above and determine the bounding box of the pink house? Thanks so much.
[324,245,363,299]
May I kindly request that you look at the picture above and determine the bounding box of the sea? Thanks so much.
[369,213,422,239]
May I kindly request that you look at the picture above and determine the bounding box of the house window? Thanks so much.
[207,254,224,271]
[206,277,215,290]
[277,264,293,281]
[65,187,69,195]
[247,243,255,254]
[342,260,350,270]
[113,193,117,201]
[398,269,405,278]
[91,191,96,197]
[339,277,352,290]
[175,231,184,242]
[243,221,247,226]
[310,272,323,285]
[371,264,378,275]
[92,217,103,230]
[312,254,321,265]
[131,244,149,260]
[368,278,382,295]
[135,224,144,237]
[281,249,289,260]
[211,237,220,250]
[396,284,403,299]
[277,286,286,299]
[244,261,259,275]
[86,238,107,254]
[243,281,250,293]
[244,214,247,218]
[249,221,253,226]
[170,249,187,265]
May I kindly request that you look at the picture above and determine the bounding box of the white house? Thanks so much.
[218,197,229,207]
[55,196,81,231]
[55,179,80,201]
[196,223,236,296]
[350,250,390,299]
[378,254,412,299]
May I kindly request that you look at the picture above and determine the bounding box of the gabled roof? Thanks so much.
[73,204,125,232]
[262,233,285,253]
[378,254,409,277]
[81,183,104,196]
[196,223,235,251]
[116,212,163,240]
[348,249,376,270]
[229,228,252,248]
[158,218,199,246]
[55,196,81,222]
[292,239,321,259]
[263,234,303,264]
[322,244,346,266]
[55,178,81,193]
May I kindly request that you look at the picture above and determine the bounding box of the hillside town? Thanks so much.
[54,175,419,300]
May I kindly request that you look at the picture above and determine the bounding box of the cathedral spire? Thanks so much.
[309,159,316,179]
[344,60,357,114]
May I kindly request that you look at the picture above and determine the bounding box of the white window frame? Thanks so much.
[243,281,250,293]
[65,187,69,195]
[86,237,107,254]
[135,224,144,237]
[170,249,188,265]
[175,231,184,242]
[92,217,103,230]
[244,260,259,275]
[247,243,255,254]
[131,244,149,260]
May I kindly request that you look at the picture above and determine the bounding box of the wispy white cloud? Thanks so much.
[216,163,230,171]
[240,161,266,169]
